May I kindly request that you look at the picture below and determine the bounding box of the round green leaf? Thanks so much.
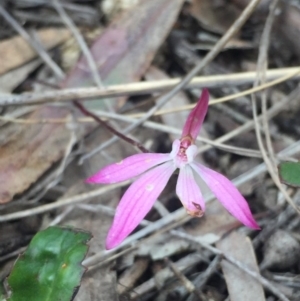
[7,226,92,301]
[279,161,300,187]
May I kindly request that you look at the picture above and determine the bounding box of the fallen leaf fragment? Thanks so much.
[118,258,149,294]
[0,28,70,75]
[0,59,41,93]
[261,230,300,270]
[217,232,265,301]
[189,0,241,34]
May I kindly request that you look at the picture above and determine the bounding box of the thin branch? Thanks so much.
[0,105,263,158]
[49,206,74,226]
[73,100,149,152]
[2,66,299,106]
[0,72,300,117]
[258,0,279,167]
[0,87,298,160]
[188,255,222,295]
[0,181,131,223]
[165,258,204,301]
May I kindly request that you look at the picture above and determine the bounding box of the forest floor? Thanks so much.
[1,0,300,300]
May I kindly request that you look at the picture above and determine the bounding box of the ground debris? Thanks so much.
[1,0,300,300]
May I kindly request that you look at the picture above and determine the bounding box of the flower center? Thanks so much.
[177,136,193,163]
[170,138,197,169]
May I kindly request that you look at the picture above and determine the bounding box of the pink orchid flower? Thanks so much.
[87,89,259,249]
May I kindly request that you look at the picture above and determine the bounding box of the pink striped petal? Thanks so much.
[191,162,259,229]
[86,153,171,184]
[181,89,209,141]
[106,161,176,249]
[176,165,205,217]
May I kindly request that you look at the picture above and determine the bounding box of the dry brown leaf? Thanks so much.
[217,232,265,301]
[117,258,149,294]
[189,0,241,34]
[0,106,77,204]
[0,59,41,93]
[0,28,70,75]
[261,230,300,270]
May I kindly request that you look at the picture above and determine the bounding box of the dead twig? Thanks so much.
[165,257,205,301]
[259,0,279,168]
[73,100,149,153]
[128,253,205,299]
[187,255,222,299]
[1,67,299,106]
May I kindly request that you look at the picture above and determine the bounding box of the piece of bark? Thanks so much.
[118,258,149,294]
[217,232,265,301]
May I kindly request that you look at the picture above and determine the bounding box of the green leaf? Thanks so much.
[7,226,92,301]
[279,161,300,187]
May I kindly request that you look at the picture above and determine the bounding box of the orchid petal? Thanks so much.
[170,139,181,158]
[191,162,259,229]
[176,165,205,217]
[86,153,172,184]
[106,161,176,249]
[186,145,198,163]
[181,89,209,140]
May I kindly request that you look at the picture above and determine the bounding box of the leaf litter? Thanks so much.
[1,0,300,300]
